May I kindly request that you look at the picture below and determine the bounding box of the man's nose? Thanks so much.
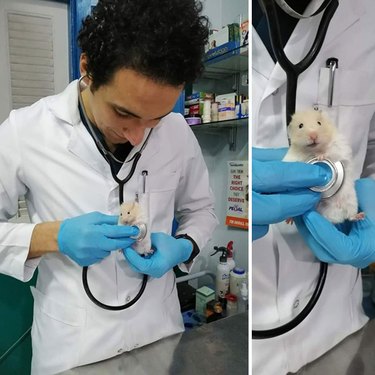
[122,121,148,146]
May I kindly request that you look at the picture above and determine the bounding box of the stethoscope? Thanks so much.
[78,76,152,311]
[252,0,341,339]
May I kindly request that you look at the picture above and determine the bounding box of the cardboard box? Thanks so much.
[206,23,240,52]
[195,286,215,316]
[240,20,249,46]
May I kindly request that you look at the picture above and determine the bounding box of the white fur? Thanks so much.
[119,200,152,255]
[283,109,358,224]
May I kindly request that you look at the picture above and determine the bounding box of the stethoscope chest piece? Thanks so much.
[132,223,147,241]
[307,158,344,198]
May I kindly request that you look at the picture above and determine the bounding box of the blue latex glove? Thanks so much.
[294,178,375,268]
[58,211,139,266]
[252,147,331,241]
[123,232,193,278]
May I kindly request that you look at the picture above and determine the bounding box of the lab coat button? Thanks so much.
[293,299,300,309]
[117,348,123,353]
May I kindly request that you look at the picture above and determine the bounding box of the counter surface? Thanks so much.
[289,318,375,374]
[60,312,248,375]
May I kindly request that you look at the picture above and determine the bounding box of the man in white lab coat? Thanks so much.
[253,0,375,374]
[0,0,218,374]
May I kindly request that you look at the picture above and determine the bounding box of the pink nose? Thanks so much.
[309,132,318,141]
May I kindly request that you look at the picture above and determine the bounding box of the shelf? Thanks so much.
[202,45,248,79]
[190,117,248,151]
[189,117,248,130]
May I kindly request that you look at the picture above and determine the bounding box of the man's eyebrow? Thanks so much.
[112,104,171,120]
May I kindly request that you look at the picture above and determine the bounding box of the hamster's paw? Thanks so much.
[317,154,327,161]
[285,217,294,225]
[350,212,365,221]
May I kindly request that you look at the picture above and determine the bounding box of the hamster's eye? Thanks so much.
[127,211,131,215]
[298,123,303,129]
[317,121,321,125]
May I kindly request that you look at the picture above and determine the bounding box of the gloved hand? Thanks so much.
[294,178,375,268]
[252,147,331,241]
[123,232,193,278]
[58,211,139,266]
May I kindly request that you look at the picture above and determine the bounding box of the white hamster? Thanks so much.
[119,201,152,255]
[283,109,364,223]
[119,201,145,226]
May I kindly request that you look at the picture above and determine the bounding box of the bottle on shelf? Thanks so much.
[225,293,238,317]
[211,245,231,300]
[238,282,248,313]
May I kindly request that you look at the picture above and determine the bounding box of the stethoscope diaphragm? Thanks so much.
[307,158,344,198]
[131,223,147,241]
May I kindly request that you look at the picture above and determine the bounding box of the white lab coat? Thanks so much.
[0,80,218,375]
[253,0,375,374]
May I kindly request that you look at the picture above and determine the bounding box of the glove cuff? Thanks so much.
[175,234,200,264]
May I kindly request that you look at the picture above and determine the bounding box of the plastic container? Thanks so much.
[237,282,248,313]
[211,102,219,122]
[185,117,202,126]
[226,293,238,317]
[230,267,247,298]
[202,98,211,123]
[215,254,230,299]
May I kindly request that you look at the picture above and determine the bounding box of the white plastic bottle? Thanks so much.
[215,252,231,299]
[238,282,248,313]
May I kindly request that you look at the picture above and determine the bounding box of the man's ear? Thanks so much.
[79,53,87,76]
[79,53,92,87]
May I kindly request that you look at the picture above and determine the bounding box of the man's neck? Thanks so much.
[81,88,116,152]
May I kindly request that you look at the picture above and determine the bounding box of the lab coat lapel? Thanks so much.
[46,80,112,178]
[262,0,364,101]
[252,26,275,82]
[67,124,112,178]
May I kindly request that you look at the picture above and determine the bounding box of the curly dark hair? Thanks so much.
[78,0,210,90]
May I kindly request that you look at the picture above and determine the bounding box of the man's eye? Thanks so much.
[115,110,130,118]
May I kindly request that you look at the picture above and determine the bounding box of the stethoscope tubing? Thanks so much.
[253,0,338,339]
[261,0,339,125]
[78,78,151,310]
[252,262,328,339]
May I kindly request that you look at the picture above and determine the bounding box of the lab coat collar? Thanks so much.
[262,0,365,101]
[46,79,160,178]
[46,80,110,176]
[252,25,275,83]
[46,79,81,126]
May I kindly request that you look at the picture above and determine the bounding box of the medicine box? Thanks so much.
[207,23,240,51]
[195,286,215,316]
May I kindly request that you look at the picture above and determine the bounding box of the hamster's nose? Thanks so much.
[309,132,318,141]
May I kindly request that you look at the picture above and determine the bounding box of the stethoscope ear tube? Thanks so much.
[252,262,328,339]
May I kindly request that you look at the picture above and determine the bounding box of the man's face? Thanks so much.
[83,68,183,148]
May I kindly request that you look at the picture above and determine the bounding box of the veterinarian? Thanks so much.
[0,1,218,373]
[252,0,375,374]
